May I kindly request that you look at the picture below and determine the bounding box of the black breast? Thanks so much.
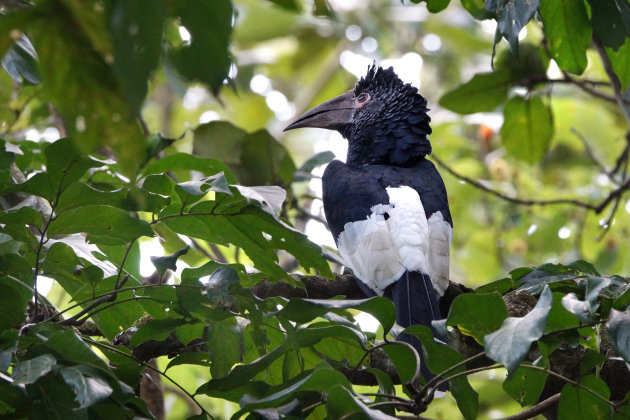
[322,158,452,242]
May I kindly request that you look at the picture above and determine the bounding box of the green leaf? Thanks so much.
[380,342,418,384]
[561,293,592,323]
[558,375,612,420]
[237,367,350,415]
[107,0,166,117]
[294,151,335,181]
[1,33,39,85]
[36,328,111,372]
[150,245,189,277]
[500,95,554,164]
[606,309,630,363]
[278,297,395,334]
[161,202,332,280]
[130,318,188,348]
[484,285,553,374]
[608,38,630,91]
[48,205,154,245]
[25,4,146,176]
[198,325,363,393]
[240,130,296,185]
[326,384,397,419]
[461,0,488,19]
[46,138,103,197]
[588,0,630,51]
[193,121,246,167]
[175,172,232,207]
[193,122,296,186]
[25,372,85,418]
[491,0,539,53]
[265,0,301,10]
[12,354,56,385]
[411,0,451,13]
[233,185,287,218]
[168,0,233,94]
[475,277,516,294]
[546,292,581,333]
[176,264,242,320]
[1,172,54,203]
[439,69,511,114]
[445,292,508,344]
[539,0,590,74]
[59,366,113,409]
[0,271,32,330]
[142,153,235,182]
[503,362,547,406]
[208,317,243,378]
[0,206,42,229]
[517,261,596,294]
[495,43,549,82]
[165,352,212,371]
[580,350,607,376]
[404,325,479,420]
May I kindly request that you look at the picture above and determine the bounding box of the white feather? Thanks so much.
[427,211,453,296]
[337,186,452,297]
[337,211,405,295]
[385,186,430,274]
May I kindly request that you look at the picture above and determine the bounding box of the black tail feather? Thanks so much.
[353,271,448,391]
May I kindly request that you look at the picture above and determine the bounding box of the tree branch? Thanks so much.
[499,393,560,420]
[430,154,598,211]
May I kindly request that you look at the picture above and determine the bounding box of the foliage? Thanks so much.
[0,0,630,419]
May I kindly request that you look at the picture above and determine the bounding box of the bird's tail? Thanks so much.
[389,270,447,390]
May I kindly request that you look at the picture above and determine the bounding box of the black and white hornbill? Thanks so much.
[285,65,452,385]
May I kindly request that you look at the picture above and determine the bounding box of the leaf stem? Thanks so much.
[83,337,214,419]
[497,393,561,420]
[418,351,486,397]
[520,364,615,407]
[53,283,204,320]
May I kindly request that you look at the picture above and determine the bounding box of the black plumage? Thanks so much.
[285,65,452,388]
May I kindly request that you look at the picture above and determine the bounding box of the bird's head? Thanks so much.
[285,65,432,167]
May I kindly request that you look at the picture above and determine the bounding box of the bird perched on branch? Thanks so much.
[285,65,452,386]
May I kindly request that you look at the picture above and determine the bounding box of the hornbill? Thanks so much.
[285,65,452,387]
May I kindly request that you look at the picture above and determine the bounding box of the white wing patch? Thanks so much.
[427,211,453,296]
[337,186,451,297]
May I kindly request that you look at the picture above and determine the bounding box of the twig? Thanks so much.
[562,72,621,105]
[53,283,203,321]
[595,195,621,241]
[71,296,155,325]
[422,364,502,405]
[60,240,135,326]
[520,364,615,407]
[362,393,413,404]
[571,128,618,183]
[498,393,561,420]
[417,351,486,398]
[190,237,227,264]
[84,337,213,419]
[430,154,598,211]
[594,39,630,127]
[115,241,135,290]
[163,384,201,416]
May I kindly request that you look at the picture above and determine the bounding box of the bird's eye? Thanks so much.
[355,92,370,107]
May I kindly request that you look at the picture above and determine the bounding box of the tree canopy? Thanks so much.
[0,0,629,419]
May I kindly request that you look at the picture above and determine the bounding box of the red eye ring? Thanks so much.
[355,92,370,107]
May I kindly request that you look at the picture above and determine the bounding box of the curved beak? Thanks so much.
[284,90,355,131]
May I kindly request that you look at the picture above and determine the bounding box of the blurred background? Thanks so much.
[134,0,628,286]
